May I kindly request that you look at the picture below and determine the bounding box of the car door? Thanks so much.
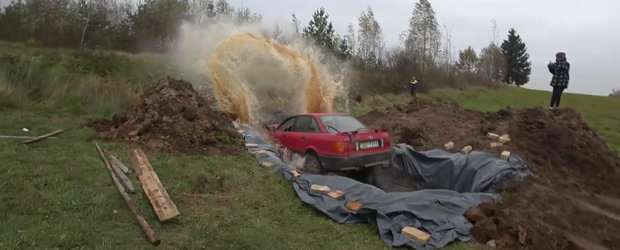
[275,116,297,148]
[288,115,312,152]
[291,115,322,153]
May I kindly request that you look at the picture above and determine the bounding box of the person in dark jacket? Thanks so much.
[409,76,419,97]
[548,52,570,110]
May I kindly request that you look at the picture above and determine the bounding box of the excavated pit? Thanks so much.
[359,99,620,250]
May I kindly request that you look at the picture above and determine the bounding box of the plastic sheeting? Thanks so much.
[391,146,532,193]
[240,126,530,249]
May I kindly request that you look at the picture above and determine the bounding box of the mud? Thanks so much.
[359,99,620,250]
[88,77,242,155]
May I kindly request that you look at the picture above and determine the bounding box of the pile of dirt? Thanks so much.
[88,77,242,155]
[360,99,620,249]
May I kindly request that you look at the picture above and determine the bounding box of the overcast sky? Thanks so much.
[227,0,620,96]
[1,0,617,95]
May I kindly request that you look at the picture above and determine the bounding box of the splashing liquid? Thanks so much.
[205,34,338,124]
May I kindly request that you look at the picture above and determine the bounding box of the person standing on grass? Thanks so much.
[548,52,570,110]
[409,76,419,97]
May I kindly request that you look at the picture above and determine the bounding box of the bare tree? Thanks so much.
[406,0,441,71]
[357,6,383,67]
[346,23,356,57]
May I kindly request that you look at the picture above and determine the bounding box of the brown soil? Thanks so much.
[360,99,620,250]
[87,77,242,156]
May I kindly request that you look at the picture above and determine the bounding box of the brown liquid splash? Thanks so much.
[206,34,330,124]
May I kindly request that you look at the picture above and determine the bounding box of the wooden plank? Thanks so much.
[127,146,180,222]
[0,135,57,139]
[23,129,65,144]
[401,227,430,243]
[95,143,160,246]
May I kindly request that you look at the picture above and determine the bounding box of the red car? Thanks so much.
[267,113,392,174]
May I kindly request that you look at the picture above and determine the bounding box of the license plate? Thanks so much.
[359,140,380,150]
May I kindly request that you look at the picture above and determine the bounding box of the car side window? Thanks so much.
[292,116,320,133]
[278,117,296,131]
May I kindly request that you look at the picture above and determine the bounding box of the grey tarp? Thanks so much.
[391,146,532,193]
[240,126,529,249]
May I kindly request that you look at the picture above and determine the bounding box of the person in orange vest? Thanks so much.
[409,76,419,97]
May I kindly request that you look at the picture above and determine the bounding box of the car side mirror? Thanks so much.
[266,124,277,132]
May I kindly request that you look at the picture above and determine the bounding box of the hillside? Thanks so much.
[1,43,619,249]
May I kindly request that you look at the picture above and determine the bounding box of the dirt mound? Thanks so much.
[88,77,242,155]
[360,99,620,249]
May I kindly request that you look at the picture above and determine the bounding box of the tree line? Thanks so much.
[300,1,532,97]
[0,0,533,95]
[0,0,261,53]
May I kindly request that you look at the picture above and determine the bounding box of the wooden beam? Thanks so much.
[127,146,180,222]
[95,143,160,246]
[105,150,132,174]
[23,129,65,144]
[107,154,136,193]
[0,135,57,139]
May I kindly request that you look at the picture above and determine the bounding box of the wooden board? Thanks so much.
[127,146,180,222]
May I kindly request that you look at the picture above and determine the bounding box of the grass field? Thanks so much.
[2,42,618,249]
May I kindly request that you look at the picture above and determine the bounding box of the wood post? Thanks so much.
[95,143,160,246]
[23,129,65,144]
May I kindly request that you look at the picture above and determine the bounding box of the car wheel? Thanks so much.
[304,154,323,174]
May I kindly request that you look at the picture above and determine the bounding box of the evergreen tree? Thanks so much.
[302,8,335,50]
[501,28,531,86]
[334,35,351,59]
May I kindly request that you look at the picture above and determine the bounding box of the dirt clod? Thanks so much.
[87,77,242,155]
[360,99,620,250]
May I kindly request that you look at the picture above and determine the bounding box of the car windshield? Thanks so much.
[319,115,366,134]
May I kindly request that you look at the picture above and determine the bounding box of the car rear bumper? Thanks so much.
[318,150,392,172]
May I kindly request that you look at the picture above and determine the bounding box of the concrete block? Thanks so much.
[261,161,275,168]
[346,201,362,212]
[290,170,300,179]
[500,151,510,160]
[310,184,331,195]
[401,227,430,243]
[461,145,473,154]
[490,142,503,148]
[254,150,268,158]
[444,141,454,150]
[499,134,511,144]
[487,132,500,139]
[327,190,345,200]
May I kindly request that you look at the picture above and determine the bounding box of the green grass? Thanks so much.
[0,41,184,117]
[426,86,620,154]
[0,110,395,249]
